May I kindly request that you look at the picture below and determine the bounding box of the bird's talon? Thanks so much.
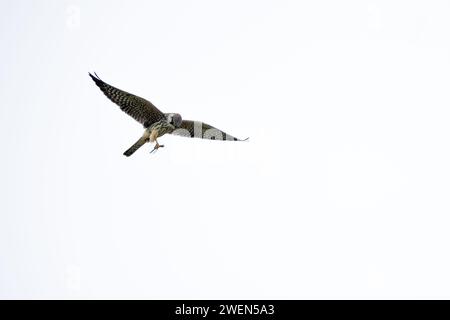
[150,143,165,154]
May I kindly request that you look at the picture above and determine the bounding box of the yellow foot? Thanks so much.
[150,143,164,154]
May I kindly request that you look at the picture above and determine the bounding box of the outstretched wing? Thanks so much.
[170,120,246,141]
[89,73,165,127]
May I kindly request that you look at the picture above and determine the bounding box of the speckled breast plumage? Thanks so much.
[148,120,175,139]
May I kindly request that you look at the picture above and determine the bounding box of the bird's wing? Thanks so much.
[89,73,165,127]
[170,120,246,141]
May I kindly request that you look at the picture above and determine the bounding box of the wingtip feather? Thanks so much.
[89,72,104,87]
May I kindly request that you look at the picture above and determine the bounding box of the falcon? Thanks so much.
[89,73,247,156]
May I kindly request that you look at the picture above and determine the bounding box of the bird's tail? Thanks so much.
[123,136,148,157]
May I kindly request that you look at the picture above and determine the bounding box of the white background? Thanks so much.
[1,0,450,299]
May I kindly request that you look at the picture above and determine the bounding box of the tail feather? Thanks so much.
[123,136,148,157]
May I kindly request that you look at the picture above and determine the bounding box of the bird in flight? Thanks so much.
[89,73,247,156]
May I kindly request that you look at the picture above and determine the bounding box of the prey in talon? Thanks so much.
[89,72,248,157]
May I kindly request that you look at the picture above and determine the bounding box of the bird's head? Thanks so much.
[166,113,183,128]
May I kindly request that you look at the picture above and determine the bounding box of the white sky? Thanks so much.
[1,0,450,299]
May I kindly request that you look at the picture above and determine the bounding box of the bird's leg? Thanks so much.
[150,140,164,153]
